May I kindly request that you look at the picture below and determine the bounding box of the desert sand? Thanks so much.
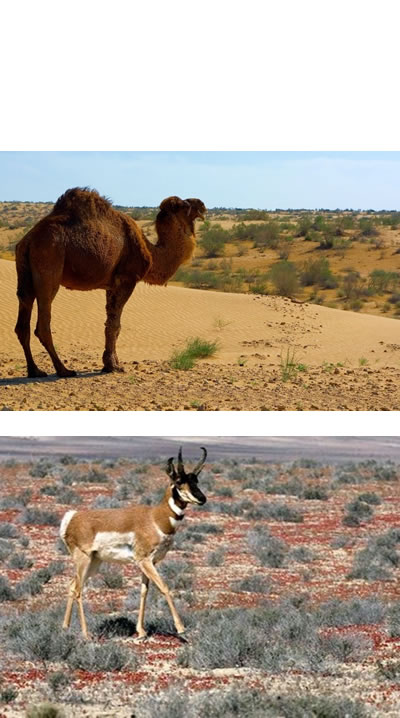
[1,258,400,410]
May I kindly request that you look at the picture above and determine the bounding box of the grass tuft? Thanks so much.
[169,337,219,370]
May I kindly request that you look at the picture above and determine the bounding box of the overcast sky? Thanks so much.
[1,151,399,210]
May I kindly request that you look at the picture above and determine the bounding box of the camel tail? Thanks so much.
[15,235,35,300]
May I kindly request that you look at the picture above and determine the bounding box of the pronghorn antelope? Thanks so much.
[60,447,207,640]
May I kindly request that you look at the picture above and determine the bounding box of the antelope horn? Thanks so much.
[177,446,184,476]
[193,447,207,476]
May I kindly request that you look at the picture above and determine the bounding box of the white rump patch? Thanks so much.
[59,510,77,541]
[92,531,136,563]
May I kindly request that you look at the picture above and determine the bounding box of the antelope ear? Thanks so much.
[166,457,177,482]
[159,196,189,213]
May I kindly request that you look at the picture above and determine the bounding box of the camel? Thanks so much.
[14,188,206,377]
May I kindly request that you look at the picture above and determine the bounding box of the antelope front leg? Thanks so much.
[102,282,135,373]
[139,558,185,636]
[135,572,150,641]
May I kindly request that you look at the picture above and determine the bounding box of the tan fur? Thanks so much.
[61,482,194,639]
[15,189,205,377]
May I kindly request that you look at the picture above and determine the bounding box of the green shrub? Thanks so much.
[300,257,338,289]
[200,225,230,257]
[359,218,378,237]
[269,261,299,297]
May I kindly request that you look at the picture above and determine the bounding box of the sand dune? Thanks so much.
[1,258,399,410]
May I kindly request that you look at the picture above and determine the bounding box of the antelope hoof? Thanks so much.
[177,631,188,643]
[134,634,148,644]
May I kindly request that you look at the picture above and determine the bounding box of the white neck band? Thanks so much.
[169,496,184,516]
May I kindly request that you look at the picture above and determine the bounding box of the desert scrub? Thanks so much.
[15,561,65,597]
[0,522,19,538]
[206,547,225,566]
[0,686,17,704]
[0,575,16,602]
[66,639,136,671]
[98,564,124,589]
[303,486,329,500]
[178,600,372,673]
[342,497,374,526]
[20,507,60,526]
[0,489,32,509]
[0,538,13,562]
[269,260,299,298]
[7,551,33,569]
[248,526,288,567]
[26,703,65,718]
[40,484,82,505]
[231,574,271,594]
[29,458,58,478]
[317,597,386,627]
[134,686,370,718]
[289,546,315,563]
[347,528,400,580]
[5,606,78,662]
[169,336,219,370]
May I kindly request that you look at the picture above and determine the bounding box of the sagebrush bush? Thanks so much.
[29,458,57,478]
[248,526,288,567]
[231,574,271,594]
[318,597,386,627]
[20,507,59,526]
[7,551,33,569]
[134,686,370,718]
[0,489,32,509]
[206,547,225,566]
[66,639,136,671]
[0,522,19,538]
[0,575,15,601]
[348,528,400,580]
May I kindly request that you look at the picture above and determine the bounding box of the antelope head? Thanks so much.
[166,446,207,505]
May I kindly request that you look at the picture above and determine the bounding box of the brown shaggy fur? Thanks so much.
[15,188,205,377]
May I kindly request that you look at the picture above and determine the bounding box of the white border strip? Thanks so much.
[1,411,398,437]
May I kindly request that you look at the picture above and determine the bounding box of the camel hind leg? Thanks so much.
[15,292,47,378]
[33,276,76,378]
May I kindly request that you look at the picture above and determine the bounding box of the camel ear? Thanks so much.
[159,196,189,213]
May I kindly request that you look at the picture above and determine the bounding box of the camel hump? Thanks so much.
[52,187,112,221]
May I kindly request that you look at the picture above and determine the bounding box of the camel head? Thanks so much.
[184,198,207,222]
[159,196,206,223]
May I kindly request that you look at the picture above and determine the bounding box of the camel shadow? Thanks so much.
[0,370,101,387]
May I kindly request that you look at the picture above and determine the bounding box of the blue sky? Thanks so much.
[0,152,399,209]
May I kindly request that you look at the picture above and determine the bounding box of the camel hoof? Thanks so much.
[57,368,77,378]
[28,368,48,378]
[101,365,125,374]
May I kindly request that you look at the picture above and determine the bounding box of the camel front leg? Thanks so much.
[139,558,185,636]
[102,282,135,373]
